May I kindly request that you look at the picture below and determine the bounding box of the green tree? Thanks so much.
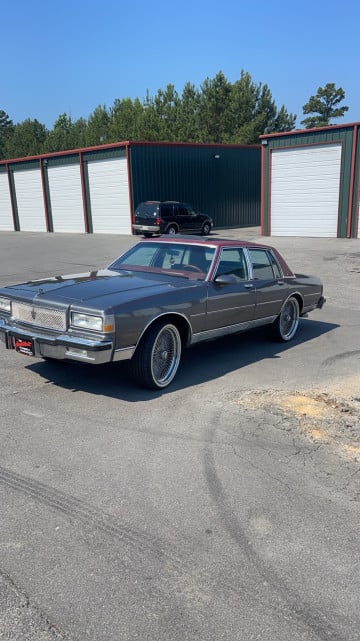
[86,105,110,146]
[43,113,87,152]
[198,71,232,142]
[301,83,349,128]
[0,109,14,159]
[152,84,180,141]
[109,97,144,141]
[176,82,201,142]
[4,119,47,158]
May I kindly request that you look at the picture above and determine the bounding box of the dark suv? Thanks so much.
[132,201,213,236]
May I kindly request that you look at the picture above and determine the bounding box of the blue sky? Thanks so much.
[3,0,359,130]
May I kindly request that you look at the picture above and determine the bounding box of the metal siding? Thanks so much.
[87,157,131,234]
[263,127,355,237]
[47,164,85,232]
[13,168,46,232]
[271,144,342,237]
[129,144,260,228]
[0,172,14,231]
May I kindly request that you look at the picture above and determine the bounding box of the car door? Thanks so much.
[176,204,200,232]
[206,247,256,330]
[246,248,289,319]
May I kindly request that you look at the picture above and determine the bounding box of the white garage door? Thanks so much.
[87,157,131,234]
[48,164,85,232]
[14,168,46,232]
[270,144,342,237]
[0,172,13,231]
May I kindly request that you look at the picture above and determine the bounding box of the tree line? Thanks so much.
[0,71,348,161]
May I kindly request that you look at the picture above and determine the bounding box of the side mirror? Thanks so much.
[214,273,238,285]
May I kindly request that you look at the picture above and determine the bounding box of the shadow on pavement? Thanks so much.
[26,318,338,402]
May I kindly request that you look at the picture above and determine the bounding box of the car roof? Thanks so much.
[141,235,294,276]
[147,235,274,250]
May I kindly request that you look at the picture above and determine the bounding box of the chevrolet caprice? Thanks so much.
[0,237,325,389]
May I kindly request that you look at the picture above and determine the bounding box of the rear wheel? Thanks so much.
[167,225,177,235]
[272,297,299,341]
[201,221,211,235]
[131,321,182,389]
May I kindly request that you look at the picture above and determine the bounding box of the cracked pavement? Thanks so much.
[0,229,359,641]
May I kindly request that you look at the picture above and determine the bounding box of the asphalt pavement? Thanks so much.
[0,228,359,641]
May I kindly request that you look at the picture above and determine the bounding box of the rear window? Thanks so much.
[135,203,159,216]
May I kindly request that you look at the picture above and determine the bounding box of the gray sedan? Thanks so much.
[0,237,325,389]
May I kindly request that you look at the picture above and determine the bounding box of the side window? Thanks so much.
[248,249,277,279]
[177,206,188,217]
[161,205,173,219]
[215,248,248,279]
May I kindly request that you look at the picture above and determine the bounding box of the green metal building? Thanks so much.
[0,141,261,234]
[260,122,360,238]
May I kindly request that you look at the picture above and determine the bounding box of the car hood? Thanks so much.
[2,269,199,305]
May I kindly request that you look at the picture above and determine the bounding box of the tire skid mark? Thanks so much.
[203,417,350,641]
[0,466,244,606]
[0,466,182,567]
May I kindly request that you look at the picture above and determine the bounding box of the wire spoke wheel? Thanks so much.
[151,325,181,387]
[272,296,300,342]
[132,321,182,389]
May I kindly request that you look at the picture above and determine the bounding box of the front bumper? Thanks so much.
[0,319,134,364]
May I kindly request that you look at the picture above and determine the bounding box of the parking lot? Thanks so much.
[0,228,359,641]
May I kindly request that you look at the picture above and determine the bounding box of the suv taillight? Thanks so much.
[156,217,161,225]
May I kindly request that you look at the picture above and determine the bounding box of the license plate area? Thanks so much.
[13,336,35,356]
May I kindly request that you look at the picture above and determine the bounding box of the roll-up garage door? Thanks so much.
[87,157,131,234]
[14,168,46,232]
[48,164,85,232]
[270,144,342,237]
[0,173,13,231]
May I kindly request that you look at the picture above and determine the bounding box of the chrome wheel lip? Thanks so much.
[280,299,299,340]
[150,325,181,388]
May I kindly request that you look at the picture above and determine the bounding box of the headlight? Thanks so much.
[70,312,115,333]
[0,297,11,313]
[71,312,104,331]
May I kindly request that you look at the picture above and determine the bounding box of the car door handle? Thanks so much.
[244,283,254,289]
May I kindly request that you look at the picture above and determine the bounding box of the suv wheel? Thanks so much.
[167,225,178,235]
[201,222,211,235]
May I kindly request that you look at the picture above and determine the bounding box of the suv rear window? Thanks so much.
[136,203,159,216]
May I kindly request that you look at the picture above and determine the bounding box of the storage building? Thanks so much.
[260,122,360,238]
[0,141,261,234]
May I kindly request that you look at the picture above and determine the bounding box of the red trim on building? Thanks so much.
[260,144,265,235]
[40,159,50,232]
[6,163,17,231]
[79,152,89,233]
[125,145,134,231]
[347,124,358,238]
[0,140,260,168]
[259,121,360,141]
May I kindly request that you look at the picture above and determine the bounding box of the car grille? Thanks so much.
[11,302,66,331]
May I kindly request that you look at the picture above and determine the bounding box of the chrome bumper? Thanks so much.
[0,319,135,364]
[132,224,161,233]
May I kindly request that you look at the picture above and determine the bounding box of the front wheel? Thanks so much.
[131,321,182,389]
[201,222,211,236]
[272,297,299,342]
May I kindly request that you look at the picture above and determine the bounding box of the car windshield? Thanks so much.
[109,242,216,280]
